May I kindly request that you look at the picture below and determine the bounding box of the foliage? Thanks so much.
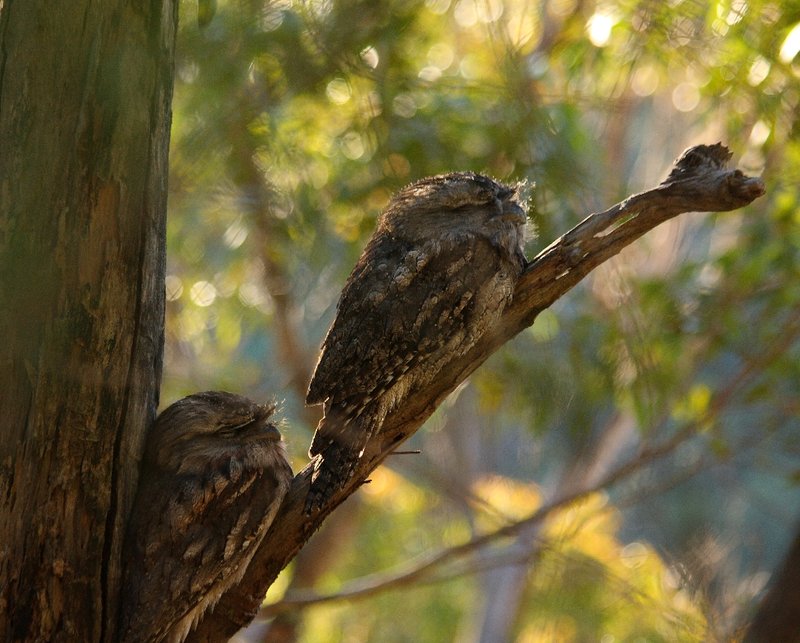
[166,0,800,639]
[293,475,706,641]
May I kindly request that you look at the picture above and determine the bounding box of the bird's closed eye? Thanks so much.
[217,416,254,436]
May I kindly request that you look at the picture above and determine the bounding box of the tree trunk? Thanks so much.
[0,1,177,640]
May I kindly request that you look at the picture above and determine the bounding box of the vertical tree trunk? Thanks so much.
[0,1,177,640]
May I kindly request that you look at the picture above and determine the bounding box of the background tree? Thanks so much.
[165,0,798,641]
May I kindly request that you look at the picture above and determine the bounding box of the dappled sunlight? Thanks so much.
[165,0,800,638]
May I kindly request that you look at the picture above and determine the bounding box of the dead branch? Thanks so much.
[187,143,765,641]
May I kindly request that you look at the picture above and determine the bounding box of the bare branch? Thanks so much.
[261,548,534,616]
[188,143,765,641]
[263,316,794,617]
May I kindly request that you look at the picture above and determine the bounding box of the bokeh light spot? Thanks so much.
[671,82,700,112]
[189,280,217,307]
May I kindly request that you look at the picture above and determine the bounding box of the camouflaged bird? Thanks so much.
[119,391,292,643]
[305,172,529,512]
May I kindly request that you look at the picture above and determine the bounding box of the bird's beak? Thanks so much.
[495,201,527,225]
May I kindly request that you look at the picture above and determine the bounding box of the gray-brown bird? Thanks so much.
[305,172,528,512]
[119,391,293,643]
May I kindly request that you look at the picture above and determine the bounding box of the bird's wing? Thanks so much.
[306,233,509,412]
[119,459,291,642]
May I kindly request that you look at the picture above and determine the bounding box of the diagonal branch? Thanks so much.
[262,311,794,619]
[188,143,765,641]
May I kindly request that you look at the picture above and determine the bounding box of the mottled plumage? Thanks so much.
[306,172,528,512]
[119,391,293,643]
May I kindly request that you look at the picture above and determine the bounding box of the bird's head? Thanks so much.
[379,172,530,257]
[146,391,282,474]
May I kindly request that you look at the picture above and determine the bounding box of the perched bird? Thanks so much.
[305,172,529,512]
[119,391,293,643]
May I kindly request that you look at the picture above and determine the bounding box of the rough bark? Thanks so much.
[0,1,178,640]
[189,144,765,640]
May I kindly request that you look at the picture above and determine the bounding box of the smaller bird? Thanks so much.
[119,391,293,643]
[305,172,529,513]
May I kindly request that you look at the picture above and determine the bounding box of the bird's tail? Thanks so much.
[305,413,371,514]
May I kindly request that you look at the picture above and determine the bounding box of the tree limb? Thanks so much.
[188,142,765,641]
[262,310,793,619]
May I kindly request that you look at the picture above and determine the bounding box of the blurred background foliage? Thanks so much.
[164,0,800,640]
